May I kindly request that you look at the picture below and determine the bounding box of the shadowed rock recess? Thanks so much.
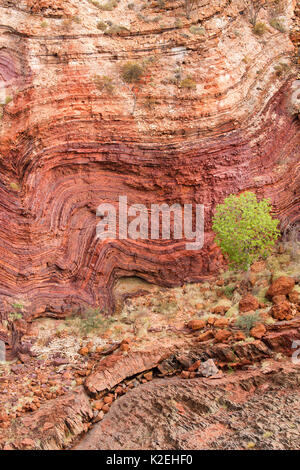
[0,0,299,321]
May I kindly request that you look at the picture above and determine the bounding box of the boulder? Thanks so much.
[272,294,287,305]
[270,301,297,321]
[199,359,219,377]
[266,276,295,298]
[288,290,300,305]
[187,319,206,331]
[250,323,266,339]
[197,330,214,342]
[239,294,259,312]
[214,317,229,328]
[214,329,231,343]
[212,305,228,315]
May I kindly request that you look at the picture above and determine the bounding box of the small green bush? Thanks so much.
[273,62,290,77]
[174,18,183,28]
[89,0,118,9]
[104,24,129,35]
[253,22,267,36]
[10,182,20,191]
[179,76,197,90]
[94,75,114,94]
[269,18,285,33]
[98,0,118,10]
[97,20,107,31]
[212,192,280,270]
[222,285,236,299]
[66,307,112,335]
[189,25,205,35]
[235,312,261,335]
[121,62,144,83]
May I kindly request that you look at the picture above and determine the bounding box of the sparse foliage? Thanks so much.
[212,192,280,270]
[121,62,146,114]
[184,0,200,19]
[244,0,266,26]
[121,62,144,84]
[269,17,285,32]
[253,21,267,35]
[179,76,197,90]
[236,312,261,334]
[66,307,112,335]
[94,75,114,94]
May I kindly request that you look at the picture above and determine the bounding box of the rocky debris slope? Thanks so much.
[0,252,300,449]
[0,0,298,326]
[75,362,300,450]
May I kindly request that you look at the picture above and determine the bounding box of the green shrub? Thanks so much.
[212,192,280,270]
[179,76,197,90]
[222,285,236,299]
[104,24,129,35]
[90,0,118,10]
[189,25,205,35]
[253,22,267,36]
[97,20,107,30]
[269,18,285,32]
[273,62,290,77]
[10,182,20,191]
[66,307,112,335]
[94,75,114,94]
[121,62,144,83]
[174,18,183,28]
[235,312,261,335]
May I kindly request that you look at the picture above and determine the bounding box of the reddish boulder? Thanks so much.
[250,323,266,339]
[266,276,295,299]
[214,329,231,343]
[264,329,300,355]
[288,290,300,305]
[270,301,297,321]
[272,295,287,305]
[212,305,228,315]
[239,294,259,313]
[214,318,229,328]
[187,319,206,331]
[233,330,246,341]
[197,330,214,342]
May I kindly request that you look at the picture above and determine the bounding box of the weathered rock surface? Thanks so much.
[239,294,259,313]
[85,349,170,394]
[76,362,300,450]
[3,387,93,450]
[267,276,296,299]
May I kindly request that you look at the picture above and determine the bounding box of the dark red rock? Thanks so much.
[239,294,259,313]
[266,277,295,299]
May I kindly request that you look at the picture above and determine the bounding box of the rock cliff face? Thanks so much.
[0,0,298,319]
